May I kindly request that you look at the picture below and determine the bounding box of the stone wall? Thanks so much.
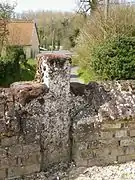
[1,53,135,179]
[71,81,135,167]
[0,83,45,179]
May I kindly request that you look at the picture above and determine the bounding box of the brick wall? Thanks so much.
[72,119,135,167]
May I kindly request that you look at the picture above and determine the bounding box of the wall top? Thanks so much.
[36,52,72,62]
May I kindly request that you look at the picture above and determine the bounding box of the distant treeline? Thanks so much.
[16,11,85,50]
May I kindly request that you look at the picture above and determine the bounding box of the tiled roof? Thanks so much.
[7,20,34,46]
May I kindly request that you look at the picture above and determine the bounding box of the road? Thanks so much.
[39,50,84,83]
[70,66,84,84]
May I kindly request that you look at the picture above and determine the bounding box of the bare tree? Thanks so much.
[77,0,100,15]
[0,2,15,56]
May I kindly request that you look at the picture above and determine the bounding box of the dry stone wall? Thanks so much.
[1,53,135,179]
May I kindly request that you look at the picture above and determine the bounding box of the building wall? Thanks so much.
[31,24,39,58]
[23,46,32,59]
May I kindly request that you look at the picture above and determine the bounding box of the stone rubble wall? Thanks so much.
[1,77,135,179]
[71,81,135,167]
[0,83,46,179]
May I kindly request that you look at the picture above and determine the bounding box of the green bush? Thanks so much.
[0,57,20,86]
[0,46,26,86]
[91,36,135,80]
[6,45,26,64]
[20,59,36,81]
[74,6,135,82]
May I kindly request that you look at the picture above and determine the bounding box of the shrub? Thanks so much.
[91,36,135,80]
[0,57,20,86]
[6,45,26,64]
[0,46,26,86]
[20,59,36,81]
[73,6,135,82]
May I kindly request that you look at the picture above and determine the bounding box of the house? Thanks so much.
[7,20,40,59]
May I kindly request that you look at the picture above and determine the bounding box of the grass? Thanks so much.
[77,67,99,83]
[20,59,37,81]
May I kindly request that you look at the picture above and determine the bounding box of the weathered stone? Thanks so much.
[100,131,114,139]
[0,148,6,158]
[101,123,121,130]
[125,146,135,154]
[8,164,40,177]
[120,138,135,146]
[115,130,127,138]
[130,130,135,137]
[0,103,4,118]
[0,157,17,168]
[22,144,40,154]
[22,152,41,166]
[8,145,23,156]
[2,53,135,179]
[0,169,6,179]
[11,82,48,105]
[1,136,18,147]
[118,154,135,163]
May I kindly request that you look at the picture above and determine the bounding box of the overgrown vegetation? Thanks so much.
[20,59,36,81]
[0,46,36,87]
[0,2,36,87]
[91,36,135,80]
[73,6,135,82]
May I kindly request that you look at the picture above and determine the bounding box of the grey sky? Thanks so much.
[3,0,78,12]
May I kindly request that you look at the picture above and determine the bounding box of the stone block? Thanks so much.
[88,155,117,166]
[0,148,7,158]
[0,104,4,118]
[125,146,135,154]
[98,139,119,147]
[101,123,121,130]
[118,154,135,163]
[74,158,88,167]
[1,136,18,147]
[120,138,135,146]
[8,164,40,177]
[128,122,135,129]
[24,164,40,175]
[23,152,41,166]
[0,157,17,168]
[129,130,135,137]
[0,169,6,179]
[115,130,127,138]
[8,166,25,177]
[8,145,23,157]
[0,120,6,134]
[22,144,40,154]
[22,133,40,144]
[93,146,124,159]
[100,131,114,139]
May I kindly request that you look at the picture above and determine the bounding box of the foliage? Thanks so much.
[6,46,26,63]
[77,0,100,15]
[73,6,135,82]
[0,2,16,56]
[0,2,15,19]
[20,59,36,81]
[91,36,135,80]
[0,46,27,87]
[16,11,84,50]
[0,56,20,87]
